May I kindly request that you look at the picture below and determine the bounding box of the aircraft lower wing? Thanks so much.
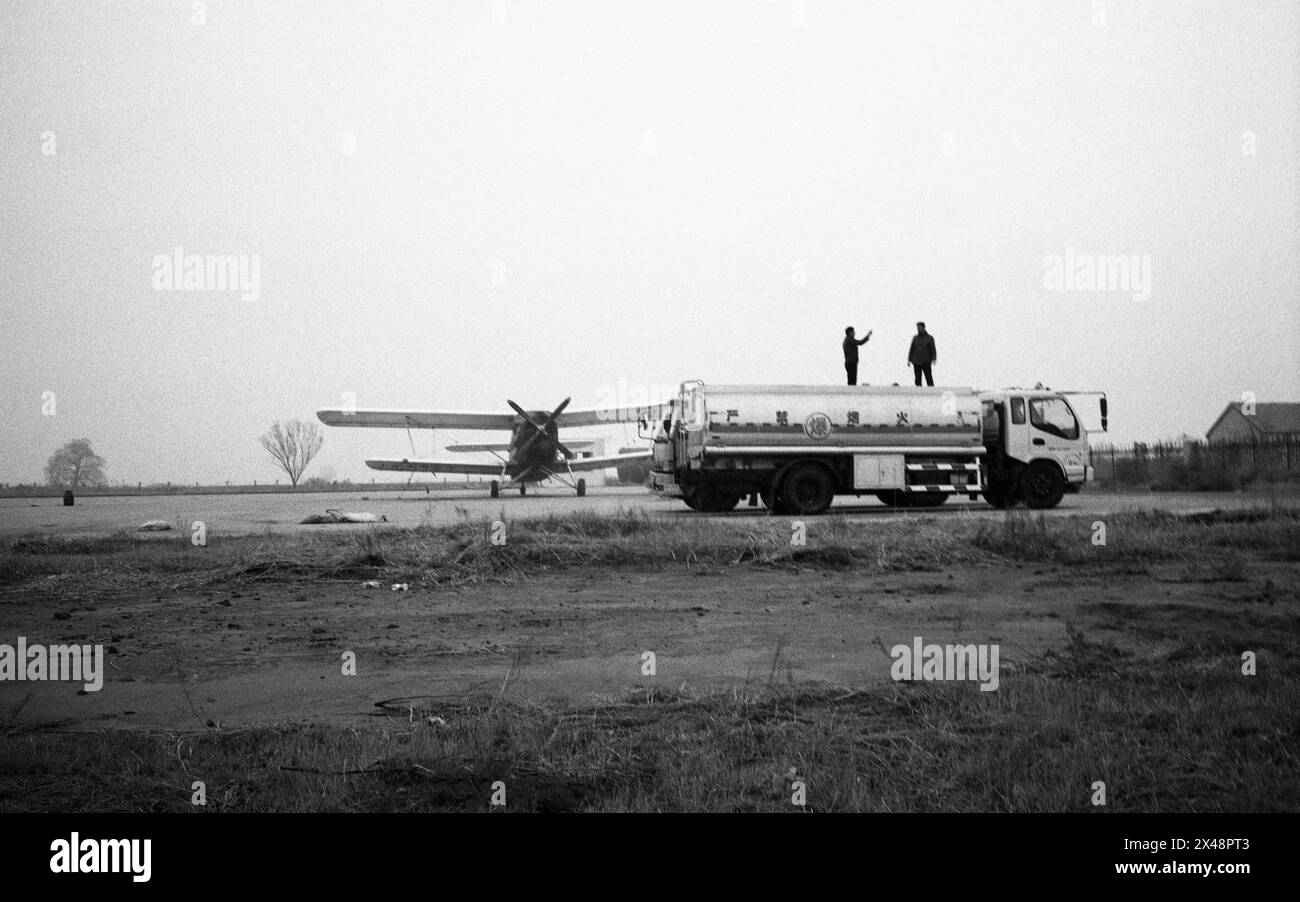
[445,443,512,453]
[318,409,516,430]
[564,450,652,471]
[364,458,503,475]
[447,440,601,453]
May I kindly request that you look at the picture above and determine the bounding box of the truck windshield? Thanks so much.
[685,388,706,429]
[1030,398,1080,439]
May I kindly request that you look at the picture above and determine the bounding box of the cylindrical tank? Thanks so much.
[690,384,983,449]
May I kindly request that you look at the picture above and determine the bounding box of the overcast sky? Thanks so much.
[2,0,1297,485]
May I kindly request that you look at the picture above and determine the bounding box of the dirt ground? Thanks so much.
[5,552,1295,732]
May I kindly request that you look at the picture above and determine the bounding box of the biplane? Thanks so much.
[316,397,660,497]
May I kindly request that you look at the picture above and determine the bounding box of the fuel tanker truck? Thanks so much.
[647,381,1107,514]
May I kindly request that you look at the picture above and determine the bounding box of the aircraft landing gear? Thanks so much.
[490,481,500,499]
[576,478,586,497]
[519,484,527,497]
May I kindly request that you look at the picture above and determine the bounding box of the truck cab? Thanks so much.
[976,388,1104,508]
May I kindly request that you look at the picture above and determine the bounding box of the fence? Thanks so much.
[1090,436,1300,488]
[0,480,432,499]
[1,470,651,500]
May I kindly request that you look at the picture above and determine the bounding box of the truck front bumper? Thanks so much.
[1063,464,1093,494]
[649,471,684,497]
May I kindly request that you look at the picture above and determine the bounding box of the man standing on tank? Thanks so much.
[842,326,872,385]
[907,322,937,387]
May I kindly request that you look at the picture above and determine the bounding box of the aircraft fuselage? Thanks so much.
[503,412,567,483]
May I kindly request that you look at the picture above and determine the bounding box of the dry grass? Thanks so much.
[2,641,1295,812]
[3,504,1296,589]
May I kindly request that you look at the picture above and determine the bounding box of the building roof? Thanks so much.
[1207,402,1300,437]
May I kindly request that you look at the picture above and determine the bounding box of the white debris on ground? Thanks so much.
[361,580,381,588]
[390,583,409,591]
[300,509,388,525]
[138,520,173,531]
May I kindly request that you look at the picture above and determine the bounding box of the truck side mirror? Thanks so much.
[1099,397,1108,432]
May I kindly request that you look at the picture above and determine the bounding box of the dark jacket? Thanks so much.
[843,335,869,363]
[908,333,936,366]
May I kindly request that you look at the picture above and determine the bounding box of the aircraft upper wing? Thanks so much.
[364,458,504,475]
[565,450,652,471]
[554,404,673,428]
[318,409,517,430]
[320,404,674,430]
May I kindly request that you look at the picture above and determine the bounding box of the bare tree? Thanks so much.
[259,419,324,487]
[45,438,107,488]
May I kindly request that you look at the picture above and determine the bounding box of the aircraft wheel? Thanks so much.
[1025,462,1065,509]
[576,478,586,497]
[780,464,834,516]
[520,484,527,497]
[490,481,500,499]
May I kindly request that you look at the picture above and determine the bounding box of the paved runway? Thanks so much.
[2,485,1295,537]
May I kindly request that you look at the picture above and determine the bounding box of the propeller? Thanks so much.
[507,398,573,460]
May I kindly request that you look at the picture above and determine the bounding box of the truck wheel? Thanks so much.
[760,486,777,510]
[576,478,586,497]
[1026,462,1065,509]
[907,492,948,507]
[695,486,741,512]
[780,464,834,516]
[682,493,701,510]
[983,477,1013,508]
[490,481,500,499]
